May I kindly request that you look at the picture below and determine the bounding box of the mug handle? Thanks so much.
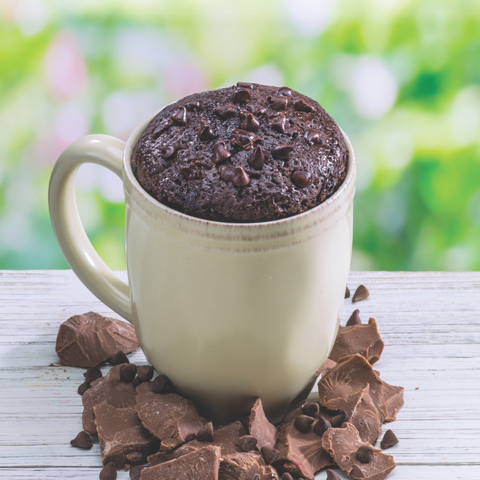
[48,134,132,323]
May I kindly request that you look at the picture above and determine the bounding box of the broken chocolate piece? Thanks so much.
[261,446,280,465]
[236,435,257,452]
[120,364,137,383]
[161,438,178,451]
[84,366,102,384]
[151,374,169,394]
[196,422,214,442]
[294,415,315,433]
[147,451,169,466]
[249,397,277,450]
[70,431,93,449]
[99,462,116,480]
[352,285,370,303]
[345,286,350,299]
[348,386,382,445]
[129,465,143,480]
[55,312,139,368]
[321,359,337,378]
[109,351,129,366]
[221,452,278,480]
[381,429,399,450]
[326,469,341,480]
[346,309,362,326]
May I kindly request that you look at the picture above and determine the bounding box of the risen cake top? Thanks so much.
[131,82,348,223]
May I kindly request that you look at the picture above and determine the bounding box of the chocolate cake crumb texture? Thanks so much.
[132,83,348,223]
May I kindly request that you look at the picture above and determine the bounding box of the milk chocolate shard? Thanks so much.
[322,423,396,480]
[135,381,207,451]
[249,398,277,450]
[347,386,382,445]
[94,403,159,469]
[318,354,404,424]
[329,317,384,365]
[55,312,139,367]
[220,452,279,480]
[82,365,137,434]
[140,446,221,480]
[273,400,334,480]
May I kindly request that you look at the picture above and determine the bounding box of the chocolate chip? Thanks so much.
[120,364,137,383]
[196,422,214,442]
[213,104,236,119]
[109,351,129,366]
[129,465,144,480]
[247,104,267,116]
[171,107,188,125]
[295,98,314,112]
[331,410,348,428]
[294,415,314,433]
[268,113,287,133]
[162,145,176,160]
[185,101,201,111]
[161,437,178,451]
[248,145,265,170]
[271,144,293,160]
[269,96,287,110]
[292,170,311,188]
[137,365,154,382]
[219,165,235,181]
[346,309,361,326]
[231,129,260,151]
[70,431,93,449]
[77,380,91,396]
[233,89,251,104]
[277,86,292,96]
[261,446,280,465]
[356,445,374,463]
[84,366,102,384]
[352,285,370,303]
[305,128,323,145]
[240,113,260,132]
[314,416,331,437]
[198,120,217,141]
[132,377,142,388]
[236,435,257,452]
[99,461,117,480]
[345,286,350,299]
[326,469,341,480]
[126,452,143,463]
[152,374,169,394]
[152,122,170,139]
[302,402,320,418]
[213,141,231,164]
[281,473,294,480]
[380,429,399,449]
[232,166,250,187]
[181,164,202,180]
[237,82,254,89]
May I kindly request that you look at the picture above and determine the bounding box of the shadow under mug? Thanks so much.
[49,110,356,423]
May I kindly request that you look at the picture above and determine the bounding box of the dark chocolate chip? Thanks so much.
[326,469,341,480]
[248,145,265,170]
[295,98,314,112]
[345,286,350,298]
[292,170,311,188]
[302,402,320,418]
[132,377,142,388]
[185,101,201,111]
[233,89,251,104]
[126,452,143,463]
[161,437,178,451]
[261,446,280,465]
[77,380,91,396]
[268,113,287,133]
[129,465,144,480]
[281,473,294,480]
[213,142,231,164]
[305,128,323,145]
[237,82,254,89]
[198,120,217,141]
[171,107,188,125]
[137,365,154,382]
[109,351,129,366]
[196,422,214,442]
[152,374,169,394]
[346,309,361,326]
[152,122,170,139]
[356,445,374,463]
[247,104,267,116]
[181,164,202,180]
[232,166,250,187]
[236,435,257,452]
[162,145,176,160]
[277,86,292,96]
[271,144,293,160]
[213,104,237,119]
[231,129,260,151]
[380,429,399,449]
[314,416,332,437]
[331,410,348,428]
[84,366,102,384]
[99,461,117,480]
[352,285,370,303]
[219,165,235,182]
[269,96,287,110]
[294,415,314,433]
[240,113,260,132]
[120,364,137,383]
[70,431,93,449]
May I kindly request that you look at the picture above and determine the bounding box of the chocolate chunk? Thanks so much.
[236,435,257,452]
[277,87,292,96]
[120,364,137,383]
[270,96,288,110]
[232,166,250,187]
[152,374,169,394]
[162,145,176,160]
[352,285,370,303]
[213,104,236,119]
[294,415,315,433]
[151,122,170,139]
[292,170,311,188]
[161,438,178,451]
[198,120,217,141]
[248,145,265,170]
[305,128,324,145]
[78,380,91,396]
[70,431,93,449]
[129,465,143,480]
[55,312,139,368]
[249,398,277,450]
[261,446,280,465]
[356,445,374,463]
[221,452,278,480]
[237,82,254,89]
[331,410,348,428]
[141,446,221,480]
[196,422,214,442]
[271,144,293,160]
[330,317,384,365]
[347,386,382,445]
[147,451,169,465]
[219,165,235,181]
[281,473,294,480]
[233,89,251,104]
[295,98,314,112]
[213,141,231,164]
[240,112,261,132]
[345,286,350,298]
[246,104,267,116]
[136,365,154,382]
[238,416,250,434]
[181,163,202,180]
[126,452,143,463]
[346,309,362,326]
[185,101,201,111]
[231,128,261,151]
[109,351,129,366]
[302,402,320,418]
[171,107,188,125]
[84,366,102,384]
[99,462,116,480]
[380,430,399,450]
[321,358,337,378]
[314,416,331,437]
[268,113,287,133]
[326,469,341,480]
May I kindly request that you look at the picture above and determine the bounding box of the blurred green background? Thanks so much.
[0,0,479,271]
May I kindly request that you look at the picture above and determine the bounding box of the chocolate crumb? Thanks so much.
[356,445,374,463]
[380,430,399,450]
[78,380,91,396]
[261,446,280,465]
[331,410,348,428]
[236,435,257,452]
[352,285,370,303]
[196,422,214,442]
[99,461,117,480]
[70,431,93,449]
[84,366,102,384]
[136,365,154,382]
[109,351,129,366]
[129,465,143,480]
[326,469,341,480]
[151,374,169,394]
[314,416,332,437]
[302,402,320,418]
[294,415,314,433]
[345,286,350,298]
[346,309,362,326]
[120,364,137,383]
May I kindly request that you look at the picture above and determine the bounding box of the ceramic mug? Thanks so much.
[49,110,355,423]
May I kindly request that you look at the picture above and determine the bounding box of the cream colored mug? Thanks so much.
[49,110,355,423]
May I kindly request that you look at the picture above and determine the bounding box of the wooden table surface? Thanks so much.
[0,270,479,479]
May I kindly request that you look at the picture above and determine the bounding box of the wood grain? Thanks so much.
[0,270,479,479]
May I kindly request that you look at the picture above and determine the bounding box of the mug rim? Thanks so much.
[123,105,355,229]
